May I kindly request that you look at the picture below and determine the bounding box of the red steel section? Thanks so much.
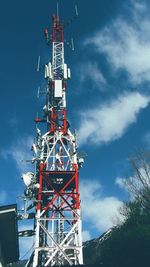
[36,166,80,223]
[50,108,67,134]
[52,15,64,42]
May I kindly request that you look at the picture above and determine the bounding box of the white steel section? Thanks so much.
[76,210,83,264]
[32,209,83,265]
[52,42,64,80]
[40,222,74,266]
[33,210,41,267]
[35,130,78,172]
[43,221,82,266]
[31,127,83,266]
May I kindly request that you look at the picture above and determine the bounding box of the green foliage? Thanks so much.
[96,221,150,267]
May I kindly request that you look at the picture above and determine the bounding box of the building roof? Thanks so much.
[0,204,19,264]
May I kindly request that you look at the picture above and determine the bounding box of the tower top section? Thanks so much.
[36,12,71,135]
[44,14,64,45]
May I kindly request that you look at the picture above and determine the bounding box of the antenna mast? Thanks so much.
[57,2,59,19]
[20,8,84,267]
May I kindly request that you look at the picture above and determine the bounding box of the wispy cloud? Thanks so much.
[143,131,150,148]
[82,230,91,242]
[1,135,33,172]
[78,91,149,146]
[78,62,106,90]
[115,177,128,190]
[8,116,18,128]
[115,165,150,198]
[84,0,150,85]
[0,190,7,205]
[80,179,123,233]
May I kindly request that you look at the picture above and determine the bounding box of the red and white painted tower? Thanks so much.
[22,12,84,267]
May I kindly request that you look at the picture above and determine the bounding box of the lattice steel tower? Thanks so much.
[21,11,84,267]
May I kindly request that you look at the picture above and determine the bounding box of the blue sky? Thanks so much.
[1,0,150,259]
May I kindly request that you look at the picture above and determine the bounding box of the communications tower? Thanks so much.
[20,10,84,267]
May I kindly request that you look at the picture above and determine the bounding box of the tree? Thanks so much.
[95,221,150,267]
[96,151,150,267]
[82,151,150,267]
[122,151,150,216]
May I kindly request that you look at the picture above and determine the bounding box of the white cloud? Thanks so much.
[115,177,129,194]
[132,0,147,13]
[78,91,149,145]
[80,179,123,233]
[115,177,127,189]
[84,0,150,85]
[78,62,106,89]
[1,135,33,172]
[0,190,7,205]
[82,230,91,242]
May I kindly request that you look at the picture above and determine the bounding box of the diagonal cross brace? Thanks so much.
[38,221,78,266]
[39,221,74,266]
